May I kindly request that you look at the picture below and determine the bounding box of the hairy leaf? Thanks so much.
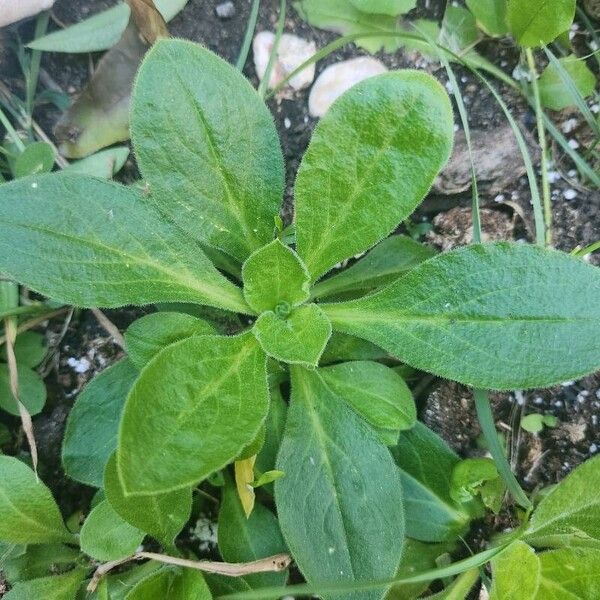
[507,0,576,47]
[391,423,471,542]
[0,175,248,313]
[323,243,600,390]
[2,567,86,600]
[80,500,145,561]
[132,39,284,262]
[252,304,331,366]
[125,568,211,599]
[319,361,415,431]
[275,366,404,600]
[0,456,72,545]
[104,455,192,548]
[311,235,436,300]
[294,71,453,281]
[124,312,216,370]
[320,332,388,365]
[118,334,268,495]
[525,454,600,548]
[2,543,80,584]
[62,359,139,488]
[218,474,287,588]
[242,240,310,313]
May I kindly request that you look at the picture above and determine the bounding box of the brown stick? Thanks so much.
[91,308,125,349]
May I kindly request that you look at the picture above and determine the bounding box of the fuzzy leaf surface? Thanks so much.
[252,304,331,366]
[275,366,404,600]
[349,0,416,16]
[0,456,72,545]
[104,455,192,548]
[294,71,453,281]
[242,240,310,313]
[323,243,600,390]
[319,361,415,431]
[132,39,284,262]
[0,174,248,313]
[2,567,86,600]
[524,454,600,548]
[124,312,216,370]
[62,359,138,488]
[117,334,268,495]
[80,500,145,561]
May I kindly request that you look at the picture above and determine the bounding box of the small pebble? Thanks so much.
[284,117,291,129]
[215,1,235,19]
[590,444,598,454]
[563,189,577,200]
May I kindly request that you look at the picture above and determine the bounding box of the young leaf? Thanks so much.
[104,454,192,548]
[524,454,600,548]
[125,567,211,599]
[323,243,600,390]
[218,474,288,588]
[124,312,216,370]
[0,174,249,314]
[350,0,416,17]
[13,142,54,179]
[242,240,310,313]
[1,331,46,367]
[465,0,508,37]
[131,39,284,263]
[390,423,471,542]
[450,457,499,504]
[27,0,188,53]
[252,304,332,367]
[311,235,436,300]
[117,333,268,496]
[294,0,402,53]
[80,500,145,561]
[2,567,86,600]
[294,71,453,281]
[275,366,404,599]
[62,146,130,179]
[320,332,388,365]
[507,0,576,47]
[319,361,416,431]
[62,359,139,488]
[0,365,46,416]
[538,55,597,111]
[439,6,479,53]
[255,385,288,476]
[0,456,73,545]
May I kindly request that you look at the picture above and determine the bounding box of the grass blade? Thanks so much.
[236,0,260,70]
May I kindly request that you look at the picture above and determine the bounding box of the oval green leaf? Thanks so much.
[0,365,46,417]
[132,39,284,263]
[507,0,576,47]
[125,568,211,600]
[2,567,86,600]
[62,358,139,488]
[323,243,600,390]
[275,366,404,599]
[124,312,216,370]
[80,500,145,561]
[0,174,248,314]
[117,333,269,496]
[0,456,73,545]
[294,70,453,281]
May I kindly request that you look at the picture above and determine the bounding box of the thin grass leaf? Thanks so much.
[236,0,260,70]
[257,0,286,98]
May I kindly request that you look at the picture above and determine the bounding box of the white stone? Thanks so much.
[308,57,388,118]
[0,0,56,27]
[253,31,316,91]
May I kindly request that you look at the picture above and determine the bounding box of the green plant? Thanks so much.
[2,37,600,597]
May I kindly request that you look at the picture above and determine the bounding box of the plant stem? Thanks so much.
[0,107,25,152]
[236,0,260,71]
[473,389,532,510]
[525,48,552,246]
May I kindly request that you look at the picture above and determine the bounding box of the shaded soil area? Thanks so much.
[1,0,599,583]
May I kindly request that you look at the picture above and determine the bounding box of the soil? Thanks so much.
[1,0,600,593]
